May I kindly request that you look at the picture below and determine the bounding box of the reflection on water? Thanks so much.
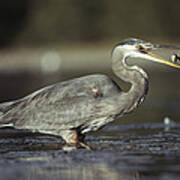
[0,124,180,180]
[31,165,139,180]
[0,162,140,180]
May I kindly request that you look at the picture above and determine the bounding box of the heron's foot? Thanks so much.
[79,142,92,150]
[62,142,91,151]
[62,144,77,151]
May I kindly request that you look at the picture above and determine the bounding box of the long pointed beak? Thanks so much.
[146,44,180,69]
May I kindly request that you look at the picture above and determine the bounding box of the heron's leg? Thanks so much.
[60,130,79,151]
[60,130,91,151]
[78,133,92,150]
[79,142,91,150]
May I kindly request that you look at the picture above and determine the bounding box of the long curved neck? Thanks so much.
[112,51,149,113]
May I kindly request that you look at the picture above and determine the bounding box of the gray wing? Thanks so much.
[1,74,121,132]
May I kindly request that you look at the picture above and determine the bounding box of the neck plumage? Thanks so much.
[112,51,149,113]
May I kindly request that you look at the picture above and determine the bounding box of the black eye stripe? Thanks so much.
[117,38,145,46]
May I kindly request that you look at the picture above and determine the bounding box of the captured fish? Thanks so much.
[170,53,180,64]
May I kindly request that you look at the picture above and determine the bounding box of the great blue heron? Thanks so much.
[0,38,180,150]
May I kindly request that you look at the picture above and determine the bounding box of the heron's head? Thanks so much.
[112,38,180,69]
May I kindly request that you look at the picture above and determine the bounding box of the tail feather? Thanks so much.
[0,101,18,126]
[0,97,24,112]
[0,101,16,114]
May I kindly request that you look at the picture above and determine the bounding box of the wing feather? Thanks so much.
[1,74,121,132]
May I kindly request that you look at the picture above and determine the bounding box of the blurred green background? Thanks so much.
[1,0,180,46]
[0,0,179,123]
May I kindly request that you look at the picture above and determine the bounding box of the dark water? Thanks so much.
[0,124,180,180]
[0,54,179,180]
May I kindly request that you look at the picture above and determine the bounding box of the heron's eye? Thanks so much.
[136,44,144,50]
